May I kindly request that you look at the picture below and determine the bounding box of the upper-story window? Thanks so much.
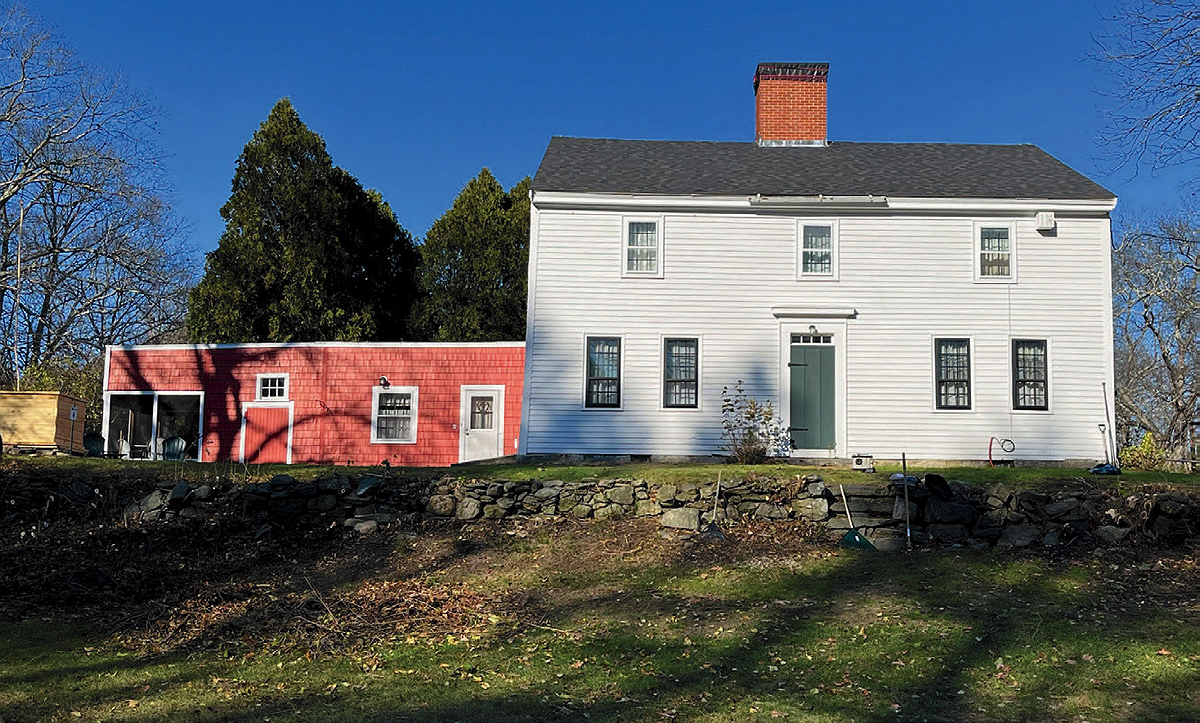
[256,374,288,400]
[622,217,663,278]
[797,221,838,279]
[975,222,1016,282]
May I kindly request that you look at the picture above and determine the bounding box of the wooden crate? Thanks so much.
[0,391,86,454]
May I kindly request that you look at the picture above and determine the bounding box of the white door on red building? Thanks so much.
[459,386,504,462]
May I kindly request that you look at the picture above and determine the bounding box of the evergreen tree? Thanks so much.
[411,169,530,341]
[187,99,418,343]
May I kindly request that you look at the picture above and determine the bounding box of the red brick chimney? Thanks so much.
[754,62,829,146]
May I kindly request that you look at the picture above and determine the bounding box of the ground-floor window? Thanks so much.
[663,337,698,408]
[372,386,417,443]
[585,336,621,408]
[935,338,971,410]
[1012,339,1048,410]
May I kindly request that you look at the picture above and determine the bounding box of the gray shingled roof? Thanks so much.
[532,137,1114,201]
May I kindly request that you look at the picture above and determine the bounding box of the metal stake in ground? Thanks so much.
[902,452,912,550]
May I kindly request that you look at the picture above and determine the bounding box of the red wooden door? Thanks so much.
[243,406,290,464]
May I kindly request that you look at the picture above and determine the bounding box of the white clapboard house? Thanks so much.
[519,62,1117,462]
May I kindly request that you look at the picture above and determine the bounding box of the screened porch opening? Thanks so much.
[107,393,202,460]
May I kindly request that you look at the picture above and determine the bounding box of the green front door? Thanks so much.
[789,342,835,450]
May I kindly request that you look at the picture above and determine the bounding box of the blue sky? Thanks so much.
[34,0,1189,262]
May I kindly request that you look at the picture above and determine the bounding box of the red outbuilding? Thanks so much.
[102,342,524,466]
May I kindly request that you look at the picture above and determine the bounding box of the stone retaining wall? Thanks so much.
[5,469,1196,551]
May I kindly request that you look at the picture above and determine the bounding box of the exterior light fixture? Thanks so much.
[379,375,390,389]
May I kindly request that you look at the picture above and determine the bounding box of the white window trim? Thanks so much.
[255,372,289,401]
[582,334,625,411]
[370,385,418,444]
[620,215,665,279]
[973,220,1017,283]
[931,336,975,412]
[796,219,839,281]
[659,335,702,411]
[1010,337,1052,413]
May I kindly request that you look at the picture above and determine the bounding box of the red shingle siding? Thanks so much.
[105,344,525,467]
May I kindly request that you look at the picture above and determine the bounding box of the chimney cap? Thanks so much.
[754,62,829,92]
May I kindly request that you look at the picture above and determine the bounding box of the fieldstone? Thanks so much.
[456,498,482,520]
[487,483,504,498]
[891,497,918,522]
[927,523,969,543]
[1154,492,1192,517]
[354,519,378,535]
[661,507,701,530]
[657,484,677,504]
[635,499,662,517]
[676,484,700,503]
[427,495,456,516]
[482,504,507,520]
[593,504,621,520]
[66,479,94,502]
[1043,499,1086,520]
[1095,525,1131,545]
[925,498,978,526]
[607,484,635,506]
[571,504,592,519]
[193,484,214,501]
[754,503,790,519]
[270,498,306,518]
[792,497,829,519]
[266,474,298,491]
[805,479,827,496]
[997,523,1042,548]
[496,497,515,510]
[168,481,191,510]
[131,489,168,516]
[310,494,339,512]
[1149,514,1187,540]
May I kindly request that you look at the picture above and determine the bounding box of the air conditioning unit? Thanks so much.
[1035,211,1056,231]
[851,454,874,472]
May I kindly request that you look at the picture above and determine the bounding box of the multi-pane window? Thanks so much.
[470,395,494,430]
[373,387,417,443]
[585,337,621,408]
[935,338,971,410]
[979,226,1012,278]
[623,219,661,276]
[257,374,288,400]
[1013,339,1049,410]
[801,224,834,276]
[663,338,699,408]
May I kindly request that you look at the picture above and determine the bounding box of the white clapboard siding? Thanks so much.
[522,205,1113,461]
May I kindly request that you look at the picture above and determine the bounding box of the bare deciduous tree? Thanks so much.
[1097,1,1200,175]
[0,4,193,387]
[1112,212,1200,463]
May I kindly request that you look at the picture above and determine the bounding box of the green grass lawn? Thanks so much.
[0,459,1197,722]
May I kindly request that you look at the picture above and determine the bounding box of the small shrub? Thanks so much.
[1118,431,1167,471]
[720,381,790,464]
